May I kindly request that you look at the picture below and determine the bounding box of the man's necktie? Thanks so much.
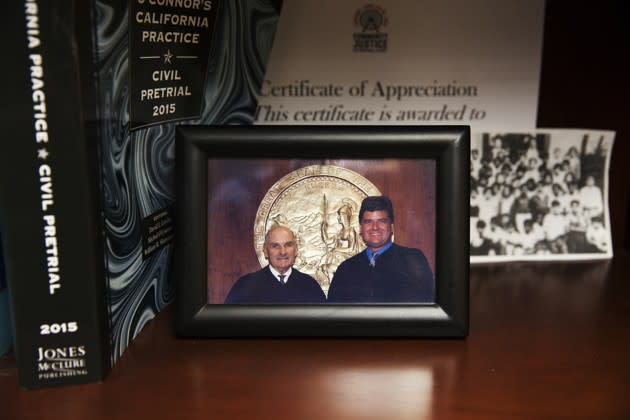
[369,253,379,267]
[279,274,286,283]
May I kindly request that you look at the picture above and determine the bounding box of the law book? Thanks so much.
[0,232,12,357]
[0,0,280,388]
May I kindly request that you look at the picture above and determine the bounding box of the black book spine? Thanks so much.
[0,0,110,388]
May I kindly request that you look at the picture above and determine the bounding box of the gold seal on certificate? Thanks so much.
[254,165,381,293]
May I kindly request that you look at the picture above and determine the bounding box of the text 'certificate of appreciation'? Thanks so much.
[256,0,545,132]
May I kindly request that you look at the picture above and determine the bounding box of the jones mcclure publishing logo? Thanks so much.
[36,346,88,380]
[353,4,388,53]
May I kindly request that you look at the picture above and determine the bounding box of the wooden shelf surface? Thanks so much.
[2,255,630,419]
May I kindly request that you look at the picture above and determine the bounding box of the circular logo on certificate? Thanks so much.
[254,165,381,293]
[356,5,387,32]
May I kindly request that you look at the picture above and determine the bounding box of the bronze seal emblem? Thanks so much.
[254,165,381,294]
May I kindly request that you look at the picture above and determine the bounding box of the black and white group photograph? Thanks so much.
[470,130,614,262]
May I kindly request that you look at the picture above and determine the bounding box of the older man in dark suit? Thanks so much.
[224,226,326,304]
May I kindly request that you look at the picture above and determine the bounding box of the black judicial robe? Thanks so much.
[224,266,326,304]
[327,243,434,303]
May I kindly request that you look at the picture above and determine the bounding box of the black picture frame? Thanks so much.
[175,125,469,337]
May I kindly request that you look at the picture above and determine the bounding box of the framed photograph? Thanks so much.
[175,125,469,337]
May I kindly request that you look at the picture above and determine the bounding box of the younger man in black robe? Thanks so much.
[327,196,434,303]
